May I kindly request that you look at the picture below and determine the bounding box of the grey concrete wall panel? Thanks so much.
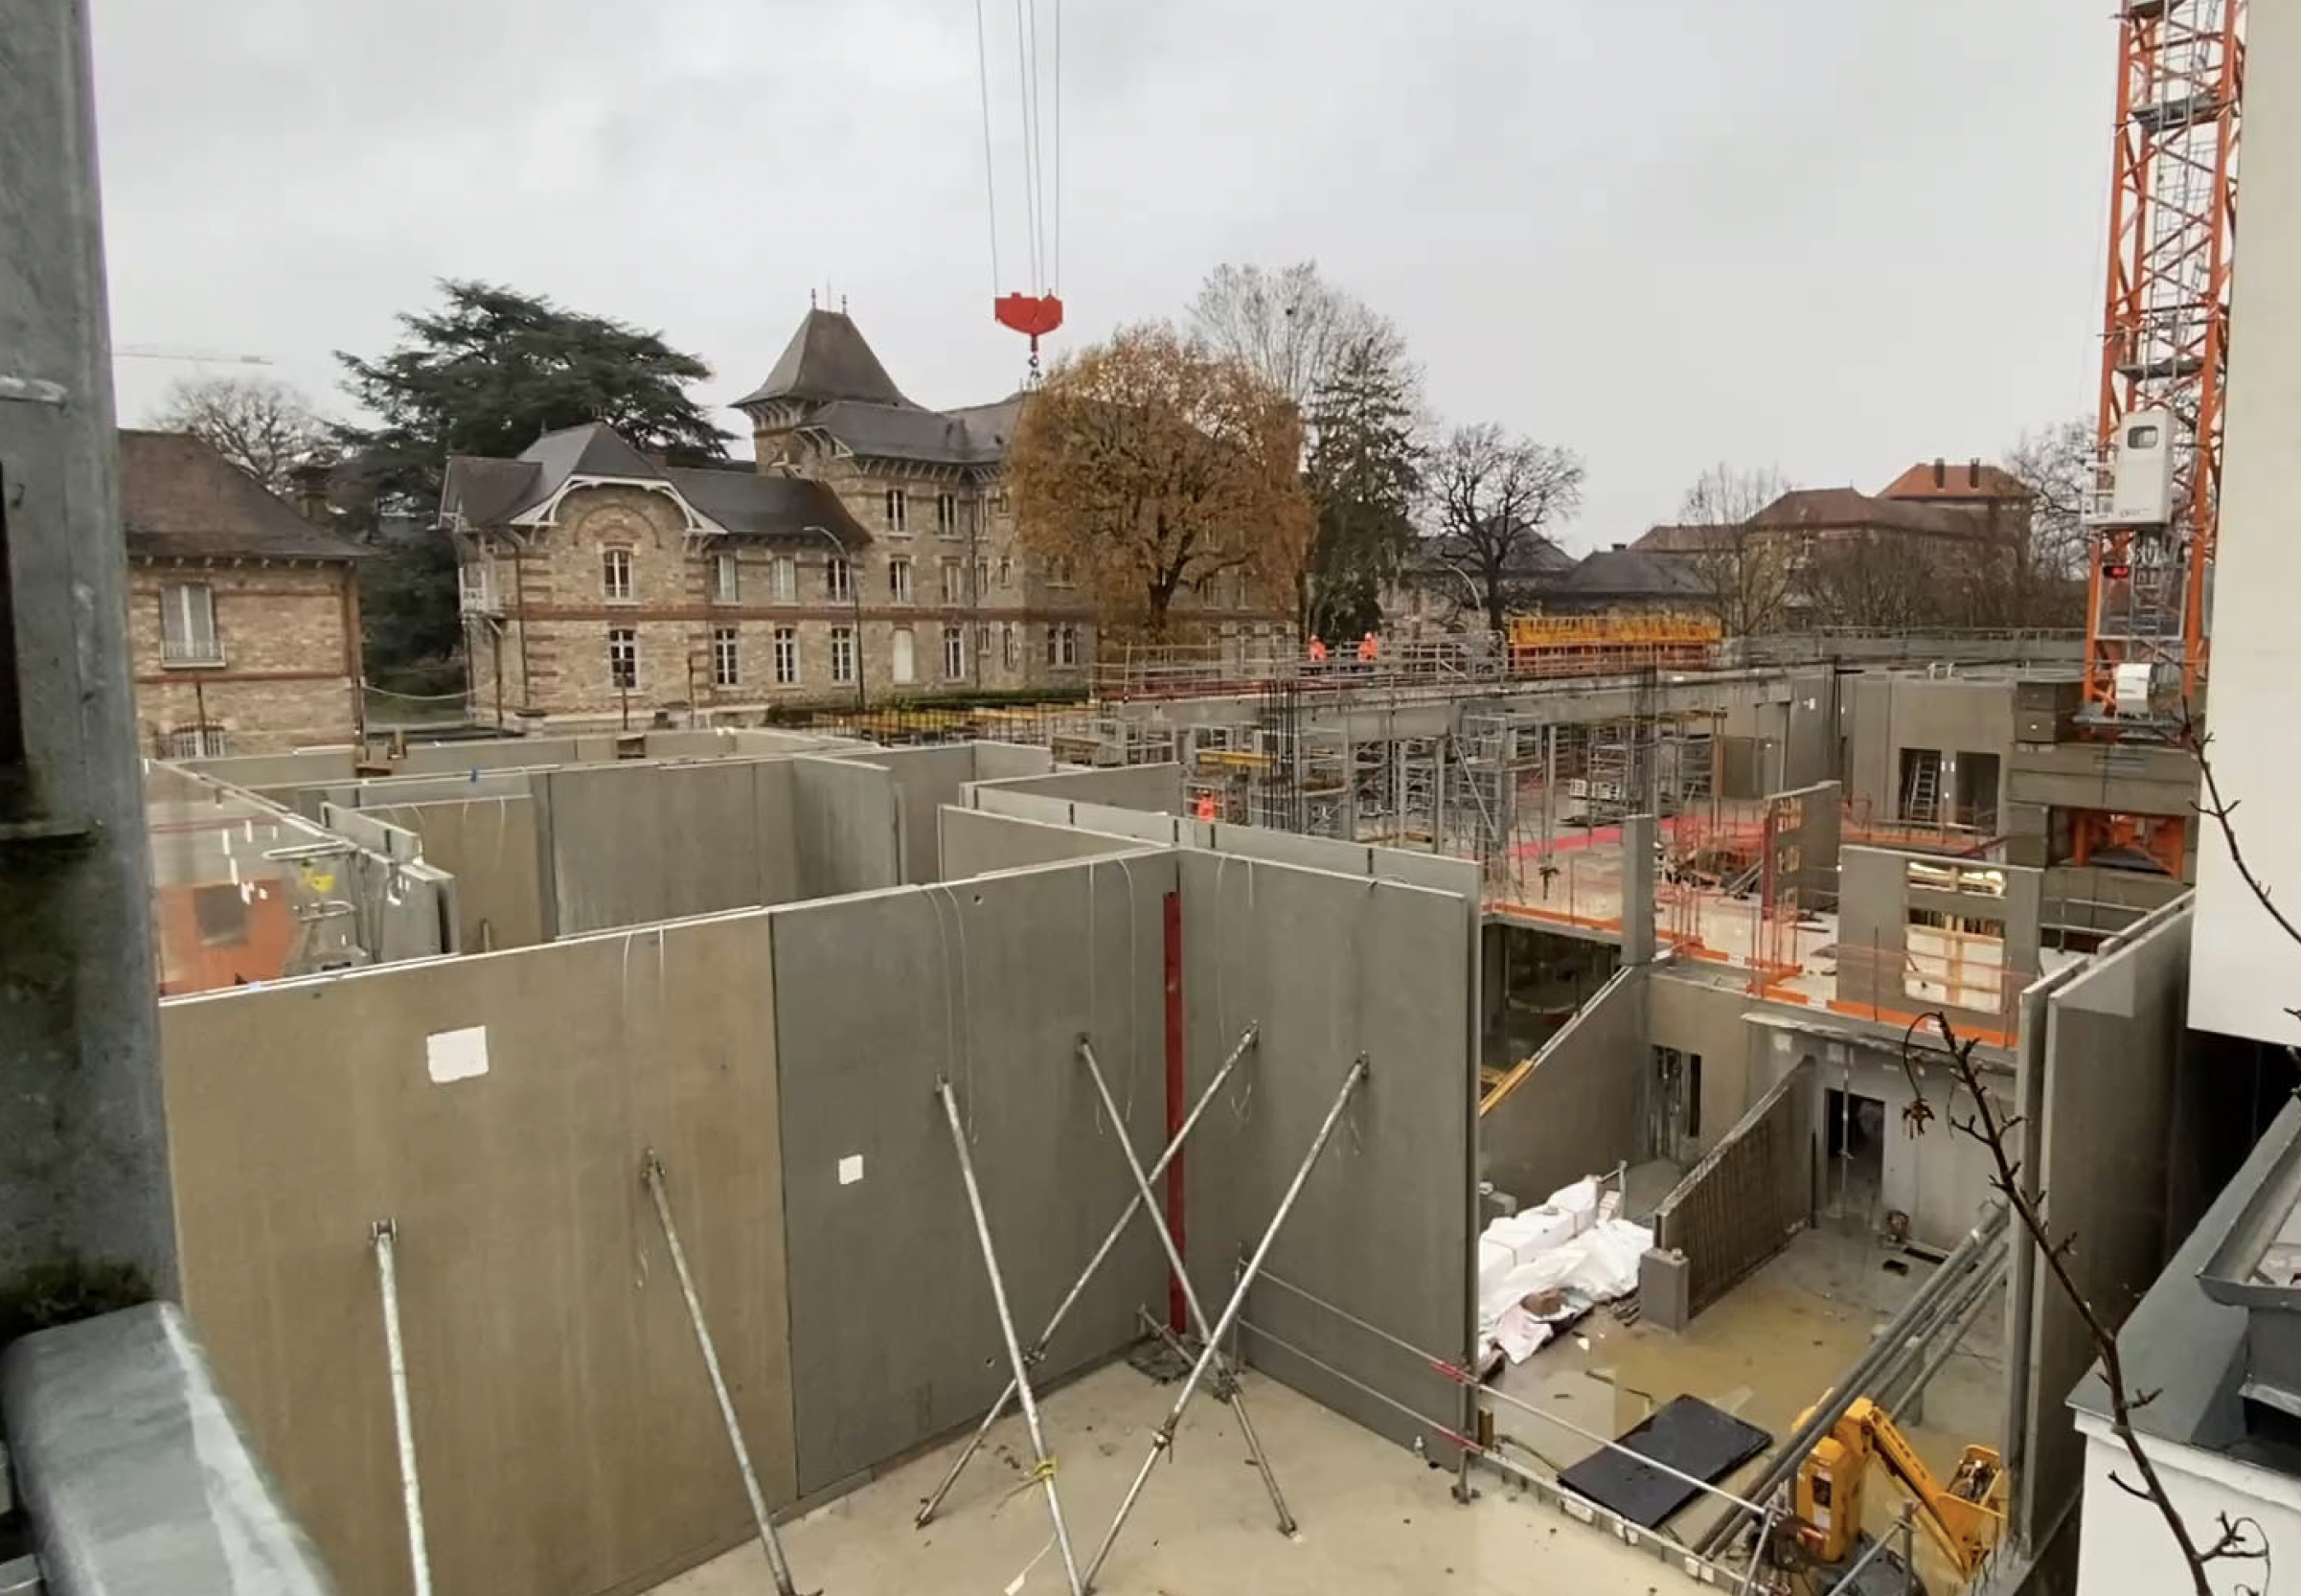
[543,761,801,934]
[1480,963,1647,1205]
[1622,813,1656,964]
[1648,972,1770,1158]
[157,916,795,1596]
[366,797,548,952]
[973,763,1184,814]
[1836,846,2042,1031]
[396,738,590,775]
[1783,670,1838,788]
[317,804,421,864]
[641,730,752,761]
[1,1303,339,1596]
[305,771,537,813]
[859,744,981,883]
[971,742,1059,779]
[964,784,1074,823]
[2017,902,2191,1548]
[2004,741,2195,817]
[937,809,1155,876]
[768,858,1175,1494]
[372,861,455,963]
[1652,1058,1815,1315]
[184,748,357,787]
[788,757,900,899]
[1176,853,1476,1453]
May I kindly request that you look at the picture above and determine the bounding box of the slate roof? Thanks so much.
[442,422,869,548]
[1404,530,1576,580]
[734,309,915,409]
[1749,488,1986,538]
[1554,546,1709,598]
[1630,522,1730,557]
[117,430,366,562]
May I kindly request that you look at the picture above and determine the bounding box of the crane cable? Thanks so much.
[975,0,1060,299]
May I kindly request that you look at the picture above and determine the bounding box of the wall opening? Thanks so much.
[1953,750,2000,829]
[1823,1086,1884,1222]
[1898,747,1943,823]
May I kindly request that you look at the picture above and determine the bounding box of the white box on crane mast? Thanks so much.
[2085,406,2178,527]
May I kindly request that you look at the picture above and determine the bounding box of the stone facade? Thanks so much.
[127,559,363,756]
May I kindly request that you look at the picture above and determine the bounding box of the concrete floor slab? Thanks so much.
[653,1361,1702,1596]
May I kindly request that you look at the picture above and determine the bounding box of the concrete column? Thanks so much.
[0,0,179,1316]
[1622,812,1656,966]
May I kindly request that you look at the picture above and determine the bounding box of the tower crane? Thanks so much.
[2074,0,2244,876]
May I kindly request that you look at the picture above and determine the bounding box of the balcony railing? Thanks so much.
[159,635,224,667]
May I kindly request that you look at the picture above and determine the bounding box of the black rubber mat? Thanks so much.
[1556,1395,1771,1528]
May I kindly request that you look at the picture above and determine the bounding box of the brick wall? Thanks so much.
[128,559,361,754]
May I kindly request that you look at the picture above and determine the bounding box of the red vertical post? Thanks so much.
[1163,889,1187,1334]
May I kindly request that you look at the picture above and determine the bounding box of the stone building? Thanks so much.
[119,429,367,756]
[444,307,1288,726]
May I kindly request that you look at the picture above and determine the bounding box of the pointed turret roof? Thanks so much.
[734,308,916,410]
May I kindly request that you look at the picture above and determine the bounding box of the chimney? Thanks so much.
[1968,457,1983,489]
[1611,542,1627,552]
[288,459,332,528]
[1931,457,1946,488]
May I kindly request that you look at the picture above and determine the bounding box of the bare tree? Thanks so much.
[1425,423,1584,635]
[1965,417,2095,628]
[148,374,329,496]
[1804,531,1948,630]
[1677,463,1797,636]
[1899,1008,2270,1596]
[1188,261,1386,416]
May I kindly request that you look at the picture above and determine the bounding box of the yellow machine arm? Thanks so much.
[1792,1397,2006,1578]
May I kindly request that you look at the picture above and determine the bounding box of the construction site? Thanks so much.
[0,4,2280,1596]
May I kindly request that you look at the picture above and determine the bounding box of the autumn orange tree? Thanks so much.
[1007,322,1313,637]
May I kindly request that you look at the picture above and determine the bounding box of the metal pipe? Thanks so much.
[643,1154,801,1596]
[1236,1316,1479,1456]
[1083,1054,1367,1591]
[915,1023,1258,1527]
[1834,1505,1915,1593]
[1885,1250,2008,1417]
[371,1221,434,1596]
[1077,1037,1295,1534]
[933,1081,1083,1596]
[1693,1203,2007,1556]
[1872,1238,2008,1414]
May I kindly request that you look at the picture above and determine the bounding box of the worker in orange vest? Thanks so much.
[1307,636,1329,665]
[1194,791,1218,821]
[1357,631,1380,663]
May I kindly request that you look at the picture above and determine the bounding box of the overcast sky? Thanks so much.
[90,0,2112,550]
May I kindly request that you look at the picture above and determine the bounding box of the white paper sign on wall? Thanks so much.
[837,1154,865,1186]
[426,1026,490,1084]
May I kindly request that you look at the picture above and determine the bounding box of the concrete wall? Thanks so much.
[1178,852,1476,1457]
[1836,845,2042,1033]
[1480,962,1648,1204]
[854,743,988,883]
[394,735,613,774]
[367,795,547,952]
[1648,971,1769,1159]
[182,747,357,787]
[159,918,796,1596]
[971,742,1059,780]
[767,857,1173,1495]
[937,808,1154,877]
[968,762,1184,815]
[2016,901,2193,1548]
[1840,674,2016,821]
[540,759,801,935]
[788,756,900,899]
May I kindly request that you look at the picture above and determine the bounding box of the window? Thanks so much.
[159,582,220,664]
[459,560,494,612]
[2128,422,2160,448]
[997,556,1014,588]
[712,552,740,604]
[937,492,961,536]
[1059,624,1080,667]
[770,555,796,603]
[891,627,916,685]
[773,626,799,685]
[993,489,1011,515]
[167,725,230,759]
[1001,623,1018,669]
[884,489,908,533]
[603,548,634,603]
[608,627,637,690]
[1050,555,1077,587]
[826,557,853,602]
[974,559,990,598]
[830,626,857,684]
[712,627,740,687]
[976,623,992,662]
[942,625,966,680]
[889,557,914,604]
[940,559,963,605]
